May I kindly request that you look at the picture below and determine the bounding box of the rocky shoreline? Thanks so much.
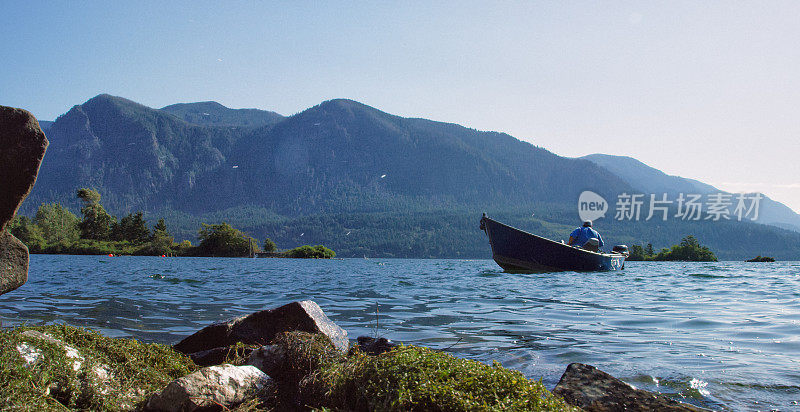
[1,300,707,411]
[2,301,561,410]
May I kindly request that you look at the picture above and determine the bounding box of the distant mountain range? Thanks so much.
[582,154,800,233]
[20,94,800,259]
[26,94,631,215]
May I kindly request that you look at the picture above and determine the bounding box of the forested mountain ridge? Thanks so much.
[160,101,284,128]
[189,98,634,214]
[581,154,717,195]
[27,94,250,213]
[24,95,634,215]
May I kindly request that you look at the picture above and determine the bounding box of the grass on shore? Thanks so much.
[271,331,578,411]
[305,346,578,411]
[0,324,197,411]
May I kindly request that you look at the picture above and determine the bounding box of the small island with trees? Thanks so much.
[9,188,335,259]
[626,236,717,262]
[746,255,775,262]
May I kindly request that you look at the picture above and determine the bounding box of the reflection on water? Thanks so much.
[2,255,800,410]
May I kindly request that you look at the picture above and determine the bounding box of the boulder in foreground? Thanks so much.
[0,231,28,295]
[173,300,348,356]
[0,105,48,296]
[0,105,48,232]
[553,363,707,411]
[145,364,270,412]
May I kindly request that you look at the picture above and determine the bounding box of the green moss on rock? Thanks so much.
[278,332,576,411]
[273,331,345,382]
[0,324,197,411]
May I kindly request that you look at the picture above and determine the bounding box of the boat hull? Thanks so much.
[481,216,625,272]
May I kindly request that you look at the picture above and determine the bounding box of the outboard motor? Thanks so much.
[583,238,600,252]
[612,245,629,256]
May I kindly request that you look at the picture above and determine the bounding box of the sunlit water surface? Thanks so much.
[2,256,799,410]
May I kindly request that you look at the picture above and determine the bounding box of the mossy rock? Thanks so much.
[304,345,577,411]
[259,331,577,411]
[0,324,197,411]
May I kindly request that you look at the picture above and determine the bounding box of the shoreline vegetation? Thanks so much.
[626,235,718,262]
[9,188,335,259]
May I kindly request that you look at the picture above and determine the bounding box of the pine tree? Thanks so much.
[77,188,115,240]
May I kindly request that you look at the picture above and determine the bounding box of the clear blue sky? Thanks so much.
[3,1,799,212]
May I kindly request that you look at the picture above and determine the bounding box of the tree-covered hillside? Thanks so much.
[24,95,633,215]
[160,101,284,128]
[185,98,635,214]
[19,94,800,260]
[26,94,251,214]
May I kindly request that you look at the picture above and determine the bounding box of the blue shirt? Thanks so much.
[570,226,604,248]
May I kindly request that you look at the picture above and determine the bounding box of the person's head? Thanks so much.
[583,220,592,227]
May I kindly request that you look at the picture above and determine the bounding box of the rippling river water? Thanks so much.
[2,255,799,410]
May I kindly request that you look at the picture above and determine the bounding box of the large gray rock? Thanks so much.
[174,300,348,355]
[0,106,48,232]
[0,230,28,295]
[553,363,707,411]
[145,364,270,412]
[0,105,48,296]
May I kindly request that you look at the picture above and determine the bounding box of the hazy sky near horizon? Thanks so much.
[3,1,800,212]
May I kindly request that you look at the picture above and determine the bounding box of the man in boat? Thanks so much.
[567,220,604,252]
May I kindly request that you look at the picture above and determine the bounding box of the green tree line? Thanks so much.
[8,188,312,258]
[627,235,718,261]
[11,189,790,260]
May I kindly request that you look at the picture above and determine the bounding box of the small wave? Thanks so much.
[677,318,728,329]
[148,274,204,286]
[351,289,389,299]
[689,378,711,397]
[688,273,726,279]
[645,376,712,400]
